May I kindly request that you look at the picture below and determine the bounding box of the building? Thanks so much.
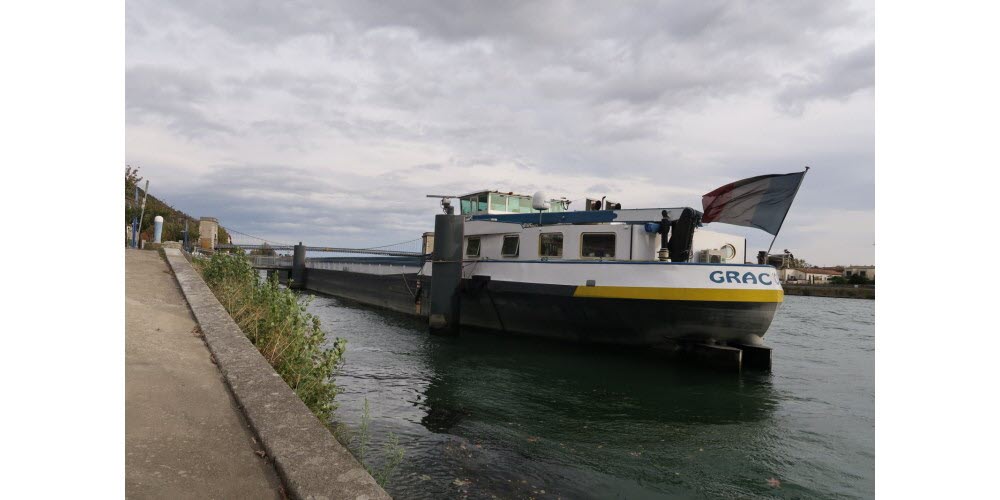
[844,265,876,281]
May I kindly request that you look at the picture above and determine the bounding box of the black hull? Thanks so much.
[303,269,777,346]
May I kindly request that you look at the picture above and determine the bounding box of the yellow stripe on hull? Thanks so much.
[572,286,784,303]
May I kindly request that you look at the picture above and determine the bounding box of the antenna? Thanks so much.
[426,194,459,214]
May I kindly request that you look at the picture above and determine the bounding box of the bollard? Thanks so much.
[429,214,463,335]
[153,216,163,243]
[291,243,306,289]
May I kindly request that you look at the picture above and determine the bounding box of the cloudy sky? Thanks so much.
[125,0,874,266]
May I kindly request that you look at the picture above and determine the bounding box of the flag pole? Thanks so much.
[765,166,810,258]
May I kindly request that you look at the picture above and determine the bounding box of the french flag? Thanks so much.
[701,169,808,235]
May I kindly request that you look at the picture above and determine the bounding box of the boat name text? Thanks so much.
[709,270,774,285]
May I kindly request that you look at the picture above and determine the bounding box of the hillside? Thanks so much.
[125,166,229,245]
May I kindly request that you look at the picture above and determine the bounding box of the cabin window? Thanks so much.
[539,232,563,258]
[519,198,535,213]
[501,235,519,257]
[460,198,472,214]
[581,233,615,258]
[490,193,507,212]
[466,237,481,257]
[509,196,535,213]
[476,195,488,213]
[507,196,522,213]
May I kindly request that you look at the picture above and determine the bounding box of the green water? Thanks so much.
[307,294,874,499]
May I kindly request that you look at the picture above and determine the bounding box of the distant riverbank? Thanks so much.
[783,284,874,299]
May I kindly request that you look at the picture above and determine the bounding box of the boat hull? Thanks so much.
[303,266,780,347]
[460,279,777,346]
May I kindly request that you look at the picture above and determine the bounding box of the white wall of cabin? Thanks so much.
[461,221,746,263]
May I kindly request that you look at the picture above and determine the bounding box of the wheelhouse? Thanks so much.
[456,188,750,264]
[458,190,570,216]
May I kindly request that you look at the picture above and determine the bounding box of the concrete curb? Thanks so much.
[163,249,391,500]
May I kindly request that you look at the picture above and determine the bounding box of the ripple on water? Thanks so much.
[307,292,874,499]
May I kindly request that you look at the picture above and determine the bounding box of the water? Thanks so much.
[306,294,874,499]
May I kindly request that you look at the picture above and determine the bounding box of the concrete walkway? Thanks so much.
[125,249,282,499]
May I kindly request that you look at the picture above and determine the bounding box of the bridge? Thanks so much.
[198,226,431,275]
[217,244,427,259]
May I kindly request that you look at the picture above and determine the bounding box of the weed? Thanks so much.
[194,253,346,421]
[338,398,406,488]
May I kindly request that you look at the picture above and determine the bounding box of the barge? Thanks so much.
[303,171,810,369]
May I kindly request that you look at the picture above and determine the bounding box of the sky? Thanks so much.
[125,0,874,266]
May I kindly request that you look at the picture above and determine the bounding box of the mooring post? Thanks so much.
[429,214,463,335]
[291,242,306,289]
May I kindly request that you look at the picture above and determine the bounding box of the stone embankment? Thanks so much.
[783,284,875,299]
[151,248,390,499]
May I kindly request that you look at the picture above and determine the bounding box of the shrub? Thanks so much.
[196,253,346,421]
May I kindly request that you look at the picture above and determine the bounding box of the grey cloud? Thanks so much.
[168,164,439,247]
[777,43,875,114]
[147,0,341,45]
[125,65,233,137]
[126,0,874,265]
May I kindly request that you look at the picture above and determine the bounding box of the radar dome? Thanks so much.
[531,191,549,211]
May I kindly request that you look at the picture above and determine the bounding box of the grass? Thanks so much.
[194,253,346,421]
[194,253,404,487]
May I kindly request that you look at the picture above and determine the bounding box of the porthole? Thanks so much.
[720,244,736,260]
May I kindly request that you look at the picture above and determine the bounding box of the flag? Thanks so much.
[701,170,807,235]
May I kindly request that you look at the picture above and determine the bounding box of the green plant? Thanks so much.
[195,253,346,421]
[847,274,873,285]
[337,398,406,488]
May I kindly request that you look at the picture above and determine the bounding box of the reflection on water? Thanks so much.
[308,294,874,499]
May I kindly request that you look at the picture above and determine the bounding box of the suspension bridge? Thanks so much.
[207,226,431,270]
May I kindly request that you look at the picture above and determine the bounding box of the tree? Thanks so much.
[126,165,143,193]
[250,243,277,256]
[847,274,872,285]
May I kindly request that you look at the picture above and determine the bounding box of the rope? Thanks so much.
[225,227,293,247]
[361,237,423,250]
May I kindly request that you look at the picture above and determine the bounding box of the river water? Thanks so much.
[305,294,874,499]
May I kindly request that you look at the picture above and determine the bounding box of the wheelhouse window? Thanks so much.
[507,195,535,213]
[490,193,507,212]
[466,236,481,257]
[459,193,489,215]
[501,235,519,257]
[581,233,615,258]
[539,232,563,258]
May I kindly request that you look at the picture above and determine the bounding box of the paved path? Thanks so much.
[125,249,282,499]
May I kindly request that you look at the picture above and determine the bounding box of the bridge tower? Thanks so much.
[198,217,219,250]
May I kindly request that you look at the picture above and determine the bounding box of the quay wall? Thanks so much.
[164,249,391,500]
[783,284,875,300]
